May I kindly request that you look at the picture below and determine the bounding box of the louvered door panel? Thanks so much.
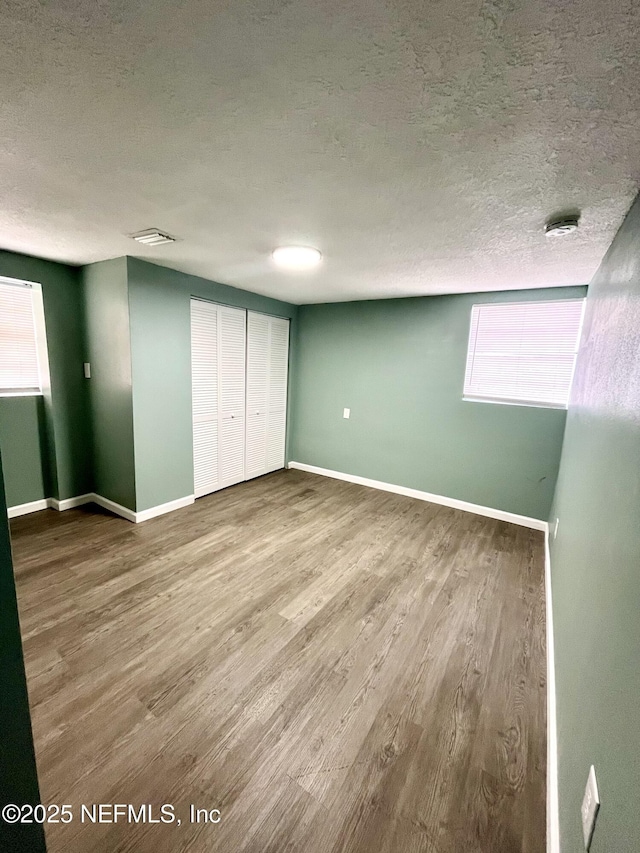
[247,312,269,411]
[246,312,289,479]
[268,318,289,411]
[220,416,245,484]
[266,408,287,471]
[265,317,289,473]
[191,300,220,497]
[193,421,219,496]
[245,312,269,479]
[245,413,267,478]
[218,306,246,488]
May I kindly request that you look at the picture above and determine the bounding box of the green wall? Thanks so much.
[82,258,136,510]
[0,250,295,513]
[290,286,587,520]
[0,250,90,504]
[0,397,50,506]
[127,258,297,512]
[0,451,46,852]
[550,197,640,852]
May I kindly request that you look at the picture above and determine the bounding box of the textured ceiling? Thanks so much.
[1,0,639,304]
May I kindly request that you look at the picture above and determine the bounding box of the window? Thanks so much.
[463,299,585,409]
[0,277,48,396]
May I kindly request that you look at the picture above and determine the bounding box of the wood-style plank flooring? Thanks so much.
[10,469,546,853]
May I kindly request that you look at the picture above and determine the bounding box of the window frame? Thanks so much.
[462,297,586,411]
[0,276,51,398]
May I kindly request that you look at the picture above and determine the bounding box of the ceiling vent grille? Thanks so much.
[130,229,177,246]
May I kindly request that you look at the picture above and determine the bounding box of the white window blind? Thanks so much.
[464,299,585,409]
[0,279,42,394]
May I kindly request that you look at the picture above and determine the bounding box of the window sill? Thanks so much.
[463,396,568,411]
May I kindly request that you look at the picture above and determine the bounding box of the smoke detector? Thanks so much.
[545,217,579,237]
[130,229,177,246]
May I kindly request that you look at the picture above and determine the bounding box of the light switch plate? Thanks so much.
[83,362,91,379]
[581,765,600,850]
[343,408,350,419]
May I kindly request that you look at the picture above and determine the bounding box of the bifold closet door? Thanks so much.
[245,312,290,479]
[191,300,246,497]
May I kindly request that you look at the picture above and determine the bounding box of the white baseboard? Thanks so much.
[88,492,194,523]
[50,493,94,511]
[545,528,560,853]
[287,462,547,531]
[135,495,195,523]
[8,492,194,524]
[89,493,137,523]
[7,498,50,518]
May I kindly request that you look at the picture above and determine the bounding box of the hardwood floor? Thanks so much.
[10,469,546,853]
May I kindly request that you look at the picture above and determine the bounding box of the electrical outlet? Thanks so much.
[581,765,600,850]
[343,408,350,419]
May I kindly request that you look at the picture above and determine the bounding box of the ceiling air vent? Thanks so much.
[130,229,177,246]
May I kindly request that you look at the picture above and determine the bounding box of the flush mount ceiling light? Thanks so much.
[130,228,177,246]
[271,245,322,270]
[545,216,580,237]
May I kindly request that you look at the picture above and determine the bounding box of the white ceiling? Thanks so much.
[1,0,639,304]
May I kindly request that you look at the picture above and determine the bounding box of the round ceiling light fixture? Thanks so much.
[545,216,580,237]
[272,245,322,270]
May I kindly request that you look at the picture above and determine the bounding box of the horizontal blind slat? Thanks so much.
[0,282,41,392]
[464,299,584,408]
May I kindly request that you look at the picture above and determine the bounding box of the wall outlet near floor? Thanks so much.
[581,765,600,849]
[343,408,350,419]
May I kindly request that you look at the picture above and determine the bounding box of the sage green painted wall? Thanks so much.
[82,258,136,510]
[127,258,297,512]
[0,451,46,852]
[549,197,640,852]
[0,397,50,506]
[290,286,587,520]
[0,249,91,502]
